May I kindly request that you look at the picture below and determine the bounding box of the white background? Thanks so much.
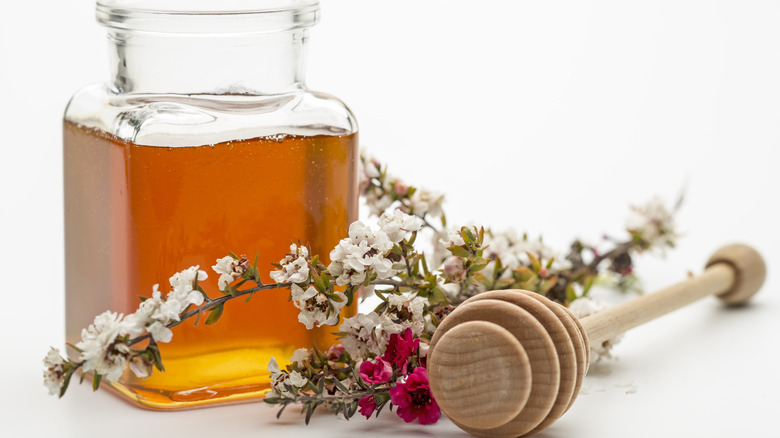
[1,1,779,437]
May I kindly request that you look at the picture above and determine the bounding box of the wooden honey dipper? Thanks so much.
[427,244,767,437]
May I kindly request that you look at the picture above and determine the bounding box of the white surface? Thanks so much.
[1,1,779,437]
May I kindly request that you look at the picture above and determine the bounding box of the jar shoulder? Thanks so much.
[64,84,357,146]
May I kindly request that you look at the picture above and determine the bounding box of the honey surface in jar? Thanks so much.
[63,120,358,409]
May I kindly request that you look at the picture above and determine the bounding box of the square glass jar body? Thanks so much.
[64,1,358,409]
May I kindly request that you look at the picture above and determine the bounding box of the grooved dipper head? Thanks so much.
[428,290,589,438]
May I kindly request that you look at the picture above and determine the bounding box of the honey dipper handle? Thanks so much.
[581,244,766,345]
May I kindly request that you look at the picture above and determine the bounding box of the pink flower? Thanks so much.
[326,343,345,361]
[389,367,440,425]
[359,357,393,384]
[358,395,377,418]
[382,328,419,374]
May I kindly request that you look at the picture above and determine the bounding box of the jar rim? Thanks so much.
[96,0,320,34]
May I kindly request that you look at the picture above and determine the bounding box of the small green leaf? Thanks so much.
[448,246,471,258]
[276,403,288,419]
[540,276,558,294]
[513,266,534,282]
[149,343,165,372]
[496,278,516,289]
[427,286,449,306]
[205,304,224,325]
[321,272,331,288]
[528,252,542,273]
[565,284,577,303]
[332,378,349,393]
[463,227,477,244]
[469,258,489,273]
[66,343,83,354]
[373,287,388,302]
[92,373,103,391]
[391,262,407,271]
[304,402,316,424]
[312,343,326,365]
[59,368,75,398]
[347,400,359,418]
[375,397,388,417]
[583,275,595,295]
[312,270,325,291]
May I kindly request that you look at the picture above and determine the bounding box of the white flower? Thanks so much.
[569,297,622,363]
[269,244,310,284]
[291,284,345,330]
[212,256,245,291]
[387,295,427,323]
[154,295,183,323]
[442,230,466,247]
[358,151,382,193]
[568,296,608,318]
[383,294,428,337]
[328,220,398,286]
[368,254,395,279]
[364,192,393,217]
[358,285,376,299]
[43,348,66,396]
[122,285,172,337]
[168,266,207,309]
[268,356,282,376]
[121,284,181,343]
[378,209,424,243]
[423,314,437,335]
[266,356,308,396]
[129,355,154,378]
[267,357,289,396]
[408,189,444,218]
[439,282,461,301]
[147,321,173,343]
[76,311,130,381]
[483,230,572,274]
[430,228,465,268]
[627,197,679,252]
[290,348,311,365]
[442,256,467,282]
[339,313,384,359]
[288,371,308,388]
[418,342,430,359]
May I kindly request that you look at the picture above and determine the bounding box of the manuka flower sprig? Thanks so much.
[45,151,681,426]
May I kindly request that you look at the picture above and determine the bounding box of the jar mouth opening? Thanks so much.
[96,0,320,34]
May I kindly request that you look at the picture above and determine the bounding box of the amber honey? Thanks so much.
[63,120,358,409]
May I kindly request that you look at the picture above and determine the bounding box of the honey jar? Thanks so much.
[64,0,358,409]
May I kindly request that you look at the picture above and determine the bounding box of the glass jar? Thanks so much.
[63,0,358,409]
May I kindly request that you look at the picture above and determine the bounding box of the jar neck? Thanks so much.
[107,29,308,95]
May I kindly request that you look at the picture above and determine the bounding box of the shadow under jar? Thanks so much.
[63,0,358,409]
